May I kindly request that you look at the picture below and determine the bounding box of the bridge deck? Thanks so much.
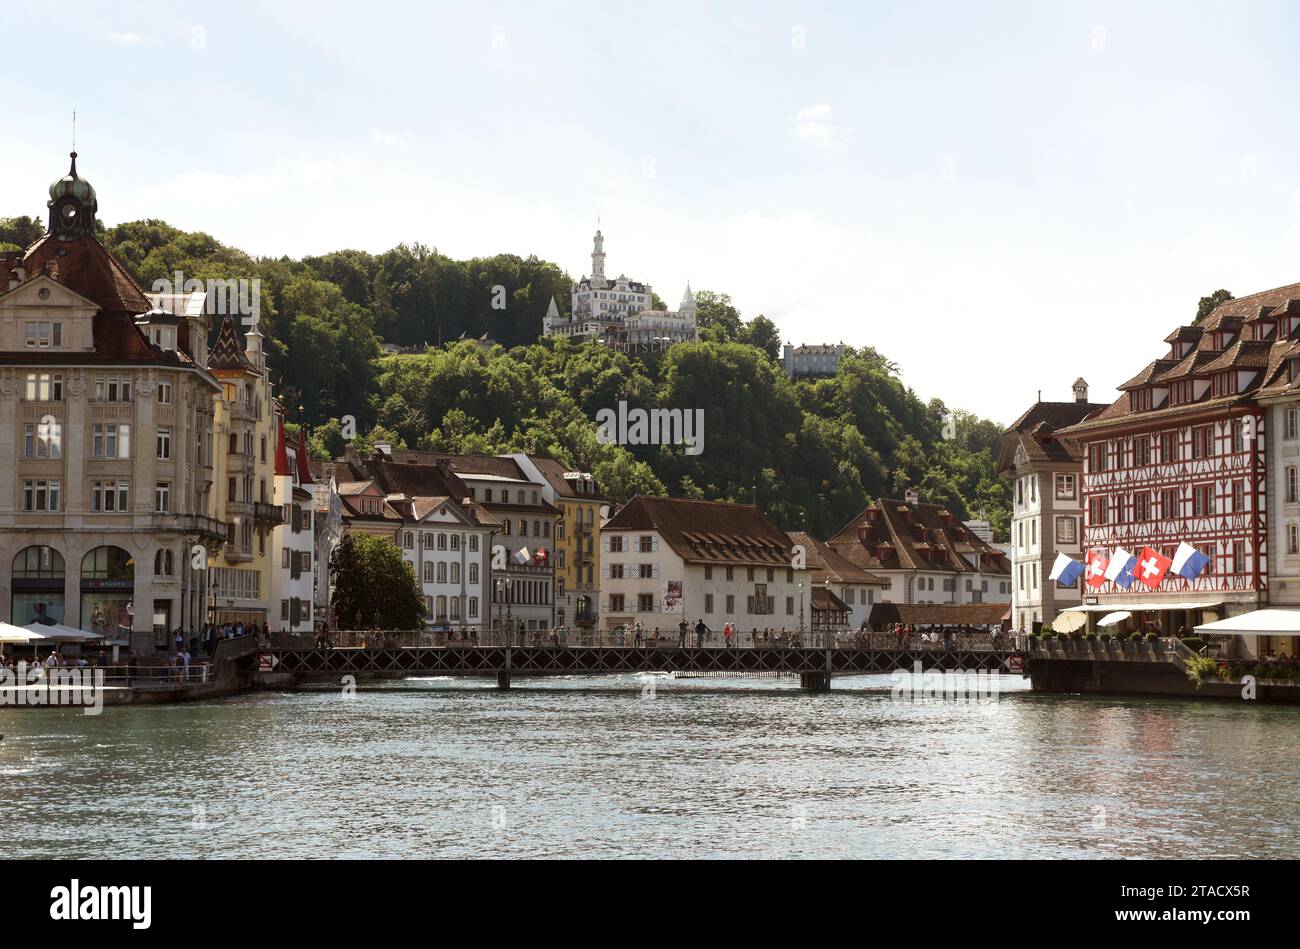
[261,645,1023,684]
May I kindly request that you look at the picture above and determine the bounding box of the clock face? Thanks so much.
[61,202,78,221]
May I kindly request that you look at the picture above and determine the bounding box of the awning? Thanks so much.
[1194,609,1300,636]
[1070,600,1223,613]
[1097,611,1132,627]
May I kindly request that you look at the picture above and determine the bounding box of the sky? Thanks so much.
[4,0,1300,426]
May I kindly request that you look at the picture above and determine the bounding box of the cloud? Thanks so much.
[107,33,160,45]
[794,104,842,148]
[370,130,412,149]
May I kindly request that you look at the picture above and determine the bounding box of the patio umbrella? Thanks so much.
[1053,610,1087,633]
[0,622,50,657]
[1097,611,1132,628]
[24,621,100,641]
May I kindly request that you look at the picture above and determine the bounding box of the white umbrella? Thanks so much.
[25,621,100,641]
[0,622,51,644]
[1053,610,1087,633]
[1097,610,1132,628]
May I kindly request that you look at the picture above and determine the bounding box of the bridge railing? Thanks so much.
[10,662,217,687]
[312,629,1015,651]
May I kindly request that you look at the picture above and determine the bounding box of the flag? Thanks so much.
[1135,546,1172,590]
[1049,552,1084,586]
[513,547,531,565]
[533,548,549,565]
[1105,547,1138,590]
[1084,549,1110,589]
[1172,541,1211,580]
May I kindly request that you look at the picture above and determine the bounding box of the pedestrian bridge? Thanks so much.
[256,644,1025,692]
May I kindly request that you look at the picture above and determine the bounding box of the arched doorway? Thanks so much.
[12,546,65,625]
[80,546,135,638]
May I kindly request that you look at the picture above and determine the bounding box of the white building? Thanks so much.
[825,489,1013,608]
[781,343,845,378]
[997,382,1103,632]
[600,496,812,633]
[268,420,315,632]
[542,230,698,352]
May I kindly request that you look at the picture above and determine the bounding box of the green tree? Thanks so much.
[329,533,424,629]
[1195,289,1234,324]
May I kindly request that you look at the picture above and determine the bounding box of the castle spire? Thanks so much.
[591,228,606,285]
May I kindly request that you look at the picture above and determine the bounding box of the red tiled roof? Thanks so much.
[207,315,258,374]
[23,234,150,317]
[825,498,1009,576]
[787,532,888,585]
[604,496,794,566]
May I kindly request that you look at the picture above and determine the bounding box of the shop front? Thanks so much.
[80,546,135,639]
[11,545,66,626]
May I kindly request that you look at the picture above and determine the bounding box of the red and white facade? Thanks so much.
[1057,290,1300,630]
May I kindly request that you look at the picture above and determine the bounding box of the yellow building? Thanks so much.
[207,316,281,627]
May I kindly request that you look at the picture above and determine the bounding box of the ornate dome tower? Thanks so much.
[47,152,98,241]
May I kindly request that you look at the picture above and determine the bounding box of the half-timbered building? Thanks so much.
[1056,285,1300,632]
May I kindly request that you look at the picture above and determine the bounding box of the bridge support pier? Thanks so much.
[496,671,511,690]
[800,673,831,692]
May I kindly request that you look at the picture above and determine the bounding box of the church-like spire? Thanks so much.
[591,228,606,284]
[47,151,98,241]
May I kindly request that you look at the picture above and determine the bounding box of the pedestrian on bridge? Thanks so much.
[678,620,689,648]
[694,619,708,649]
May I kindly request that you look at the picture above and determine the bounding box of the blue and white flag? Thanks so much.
[1105,547,1138,590]
[1172,541,1211,580]
[1049,552,1084,586]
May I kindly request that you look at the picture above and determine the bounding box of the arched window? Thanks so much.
[82,546,134,580]
[13,545,65,579]
[154,549,175,576]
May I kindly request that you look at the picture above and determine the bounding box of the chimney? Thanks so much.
[373,441,392,457]
[1073,377,1089,404]
[904,487,920,506]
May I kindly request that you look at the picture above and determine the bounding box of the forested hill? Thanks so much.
[0,215,1013,540]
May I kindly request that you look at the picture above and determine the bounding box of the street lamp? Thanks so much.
[798,580,805,640]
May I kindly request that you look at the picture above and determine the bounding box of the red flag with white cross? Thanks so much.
[1084,549,1110,589]
[1135,546,1172,590]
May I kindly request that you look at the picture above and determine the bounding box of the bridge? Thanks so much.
[255,643,1025,692]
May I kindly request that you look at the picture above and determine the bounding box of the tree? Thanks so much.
[1195,289,1234,324]
[330,533,425,629]
[0,216,44,250]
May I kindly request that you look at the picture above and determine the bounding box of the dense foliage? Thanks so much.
[0,214,1013,539]
[329,532,425,629]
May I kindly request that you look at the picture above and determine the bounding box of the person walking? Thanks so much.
[678,619,689,648]
[694,618,708,649]
[723,622,734,649]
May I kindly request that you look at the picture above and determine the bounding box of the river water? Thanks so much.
[1,673,1296,859]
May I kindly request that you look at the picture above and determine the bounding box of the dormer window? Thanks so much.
[25,321,62,348]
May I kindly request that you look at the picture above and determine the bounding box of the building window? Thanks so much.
[1289,524,1299,555]
[158,382,172,404]
[156,427,172,460]
[1233,542,1246,575]
[469,536,479,552]
[609,594,625,613]
[21,479,60,512]
[705,593,714,613]
[1133,492,1150,522]
[1132,437,1151,467]
[1055,516,1077,545]
[404,532,414,549]
[1161,488,1180,519]
[90,480,129,512]
[437,562,447,583]
[725,566,734,582]
[1087,444,1108,473]
[24,321,62,348]
[23,372,63,402]
[468,597,478,618]
[704,565,712,580]
[423,562,433,582]
[154,482,171,513]
[1055,473,1076,500]
[93,377,132,403]
[469,563,478,583]
[1088,496,1108,526]
[1288,409,1299,440]
[1161,431,1178,462]
[1192,426,1212,460]
[92,423,131,459]
[22,421,62,459]
[1289,467,1298,505]
[1232,481,1245,513]
[725,594,735,613]
[1192,484,1214,517]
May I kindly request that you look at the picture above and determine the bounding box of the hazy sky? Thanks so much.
[5,0,1300,425]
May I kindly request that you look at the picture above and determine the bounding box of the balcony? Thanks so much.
[253,501,284,526]
[223,543,253,564]
[228,401,259,424]
[151,513,229,543]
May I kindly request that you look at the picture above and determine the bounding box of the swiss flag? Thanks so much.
[1084,549,1110,589]
[1135,546,1172,590]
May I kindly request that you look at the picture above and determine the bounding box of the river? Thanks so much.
[2,673,1296,859]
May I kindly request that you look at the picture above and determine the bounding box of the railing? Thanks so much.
[319,628,1015,651]
[151,513,229,539]
[8,662,216,687]
[253,501,284,525]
